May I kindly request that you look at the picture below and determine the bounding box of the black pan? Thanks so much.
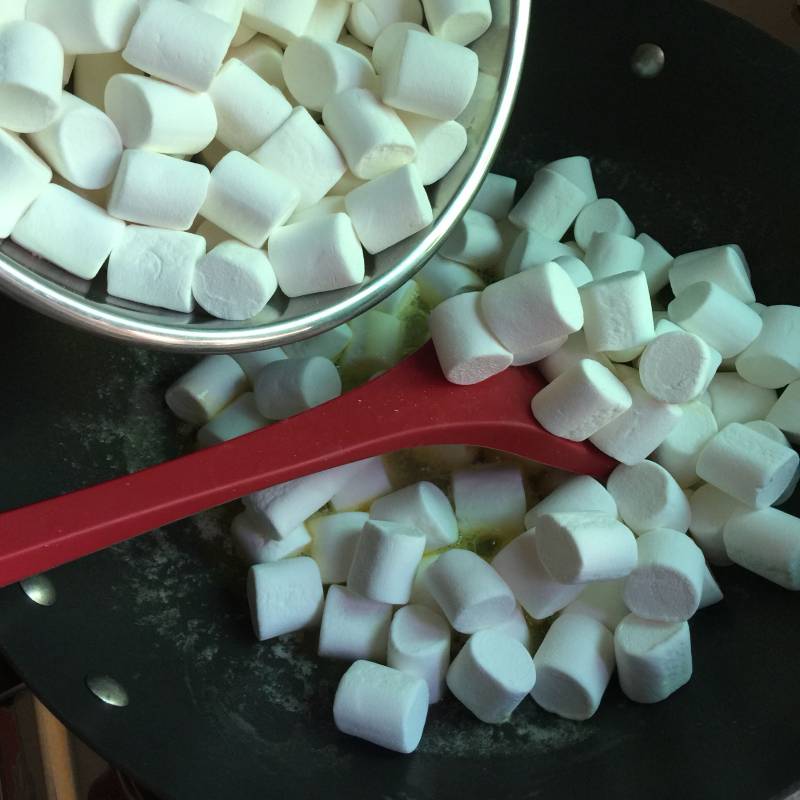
[2,0,800,798]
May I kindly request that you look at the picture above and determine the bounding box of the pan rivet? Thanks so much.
[19,575,56,606]
[631,43,665,78]
[86,675,129,707]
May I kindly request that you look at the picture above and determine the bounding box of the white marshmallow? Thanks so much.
[636,232,673,295]
[447,629,535,723]
[284,38,375,113]
[228,34,286,91]
[0,130,52,238]
[347,519,426,604]
[328,169,366,196]
[396,111,467,186]
[182,0,244,28]
[333,660,428,754]
[251,107,346,209]
[0,0,26,23]
[308,512,368,584]
[580,270,655,353]
[196,392,266,447]
[562,579,628,632]
[231,21,257,46]
[668,282,763,359]
[503,228,573,278]
[202,151,300,248]
[614,614,692,703]
[248,557,322,640]
[457,69,497,132]
[429,291,512,385]
[331,456,392,511]
[284,324,353,362]
[652,400,718,488]
[695,422,798,508]
[531,359,632,442]
[254,356,341,420]
[382,29,478,120]
[108,150,210,231]
[688,484,745,566]
[553,254,593,288]
[583,232,645,280]
[318,584,393,660]
[339,309,405,378]
[735,305,800,389]
[375,279,419,316]
[510,336,568,367]
[537,331,614,383]
[123,0,233,92]
[706,372,777,429]
[306,0,350,40]
[531,613,615,720]
[613,363,641,384]
[415,255,484,307]
[624,529,706,622]
[573,198,634,251]
[338,32,373,60]
[409,552,442,609]
[243,0,316,45]
[104,74,217,155]
[268,213,365,296]
[488,604,532,651]
[232,513,311,563]
[589,380,683,465]
[451,465,526,539]
[372,23,426,77]
[724,508,800,590]
[699,565,724,608]
[12,184,124,280]
[73,52,142,110]
[424,549,515,633]
[370,481,457,550]
[481,260,583,356]
[508,168,587,240]
[536,512,638,584]
[345,163,432,253]
[388,604,451,703]
[669,245,755,303]
[232,347,286,386]
[288,196,347,226]
[745,419,790,447]
[607,460,691,534]
[766,379,800,444]
[544,155,597,203]
[470,172,516,220]
[421,0,491,44]
[347,0,423,46]
[0,21,63,133]
[524,476,617,530]
[165,355,247,424]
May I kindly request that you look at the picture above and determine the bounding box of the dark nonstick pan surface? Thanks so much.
[1,1,800,798]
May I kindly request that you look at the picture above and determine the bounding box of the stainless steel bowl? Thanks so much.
[0,1,530,352]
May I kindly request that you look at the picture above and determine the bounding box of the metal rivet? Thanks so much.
[86,675,129,707]
[19,575,56,606]
[631,43,665,78]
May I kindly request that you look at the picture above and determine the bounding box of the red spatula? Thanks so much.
[0,340,615,587]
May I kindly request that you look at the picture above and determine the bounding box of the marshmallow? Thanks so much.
[232,347,286,386]
[232,513,311,563]
[12,184,124,280]
[583,232,645,280]
[537,331,614,383]
[573,198,635,251]
[193,241,277,320]
[196,392,266,447]
[531,613,615,720]
[347,519,426,604]
[745,419,790,447]
[202,151,300,248]
[706,372,777,429]
[429,291,512,385]
[388,604,451,703]
[688,484,745,566]
[0,21,63,133]
[243,0,316,45]
[724,508,800,590]
[0,130,52,238]
[562,579,628,632]
[245,461,367,537]
[371,22,426,73]
[531,359,632,442]
[735,305,800,389]
[227,34,285,91]
[182,0,244,27]
[396,112,467,186]
[231,21,256,46]
[345,163,432,253]
[695,423,799,508]
[308,512,368,583]
[488,604,533,651]
[288,196,347,226]
[268,213,365,296]
[524,476,617,530]
[247,557,323,640]
[447,629,535,723]
[27,91,121,191]
[624,529,706,622]
[607,460,691,534]
[333,660,428,753]
[416,255,484,307]
[652,400,718,488]
[481,261,583,356]
[375,279,419,316]
[545,155,597,204]
[254,356,341,420]
[251,107,346,209]
[123,0,233,92]
[73,52,142,110]
[382,29,478,120]
[699,565,724,608]
[535,512,638,584]
[613,363,641,384]
[26,0,139,54]
[165,355,247,424]
[319,584,393,660]
[410,552,442,609]
[338,32,373,60]
[284,324,353,362]
[331,456,392,511]
[636,233,673,295]
[614,614,692,703]
[339,310,405,379]
[0,0,26,23]
[306,0,350,40]
[284,38,375,113]
[503,228,573,278]
[580,270,655,353]
[553,255,593,288]
[508,168,587,240]
[424,549,515,633]
[108,150,210,231]
[668,282,763,359]
[347,0,423,46]
[421,0,491,44]
[766,379,800,444]
[328,169,366,195]
[510,336,568,367]
[589,380,683,465]
[470,172,516,220]
[451,465,526,539]
[104,74,217,155]
[669,245,755,304]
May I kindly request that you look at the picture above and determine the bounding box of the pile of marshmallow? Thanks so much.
[0,0,494,320]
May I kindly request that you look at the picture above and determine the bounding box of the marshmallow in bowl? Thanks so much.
[319,584,393,661]
[0,130,53,238]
